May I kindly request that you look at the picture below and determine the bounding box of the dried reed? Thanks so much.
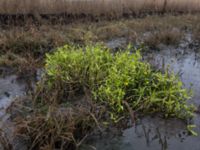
[0,0,200,16]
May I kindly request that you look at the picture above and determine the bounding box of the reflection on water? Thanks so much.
[147,48,200,105]
[81,46,200,150]
[82,116,200,150]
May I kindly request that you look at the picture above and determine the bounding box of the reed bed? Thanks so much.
[0,0,200,16]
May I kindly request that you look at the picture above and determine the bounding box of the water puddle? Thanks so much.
[0,75,26,150]
[0,75,26,123]
[83,40,200,150]
[106,38,127,50]
[147,48,200,105]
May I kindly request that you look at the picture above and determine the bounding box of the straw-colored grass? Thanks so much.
[0,0,200,16]
[0,14,199,77]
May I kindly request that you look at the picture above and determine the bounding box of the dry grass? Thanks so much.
[9,85,105,149]
[0,14,199,76]
[194,26,200,43]
[0,14,199,51]
[144,28,183,49]
[15,105,100,150]
[0,129,12,150]
[0,0,200,17]
[0,52,40,78]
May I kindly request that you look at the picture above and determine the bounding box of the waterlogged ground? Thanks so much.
[80,36,200,150]
[0,34,200,150]
[0,75,27,150]
[0,75,26,125]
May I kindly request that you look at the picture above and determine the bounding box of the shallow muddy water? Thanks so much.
[81,42,200,150]
[0,75,26,124]
[0,75,26,150]
[1,36,200,150]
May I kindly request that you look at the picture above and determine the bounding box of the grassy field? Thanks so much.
[0,0,200,16]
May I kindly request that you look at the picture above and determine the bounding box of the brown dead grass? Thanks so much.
[0,129,12,150]
[1,14,199,50]
[144,28,183,49]
[0,52,40,77]
[194,26,200,43]
[0,0,200,16]
[10,85,105,150]
[15,105,99,150]
[0,14,199,76]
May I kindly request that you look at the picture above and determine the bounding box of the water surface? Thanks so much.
[83,41,200,150]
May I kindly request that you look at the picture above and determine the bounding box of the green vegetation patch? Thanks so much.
[14,44,195,149]
[45,44,194,119]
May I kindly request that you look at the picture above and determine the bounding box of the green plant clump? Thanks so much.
[45,44,194,120]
